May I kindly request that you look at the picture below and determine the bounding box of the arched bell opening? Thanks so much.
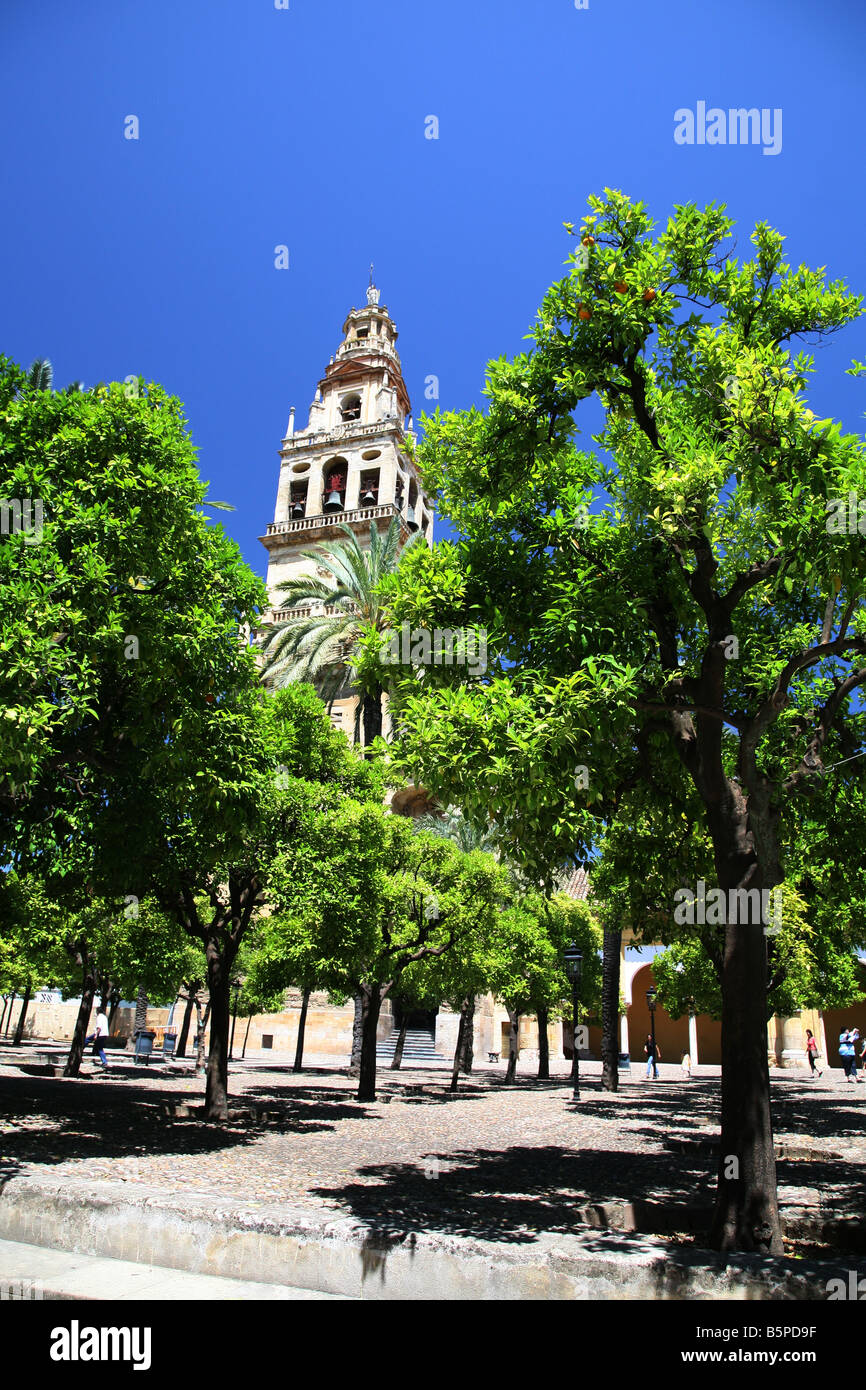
[289,481,308,520]
[406,478,419,532]
[359,468,380,509]
[323,458,347,513]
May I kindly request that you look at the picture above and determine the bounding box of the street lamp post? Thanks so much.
[229,980,241,1062]
[564,941,584,1102]
[646,986,658,1079]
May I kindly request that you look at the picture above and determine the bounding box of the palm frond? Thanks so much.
[28,358,53,391]
[414,806,498,855]
[262,517,427,692]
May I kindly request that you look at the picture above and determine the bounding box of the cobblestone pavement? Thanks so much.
[1,1045,863,1251]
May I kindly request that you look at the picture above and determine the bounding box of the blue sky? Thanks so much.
[2,0,864,576]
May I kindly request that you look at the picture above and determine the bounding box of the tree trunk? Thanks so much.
[536,1005,550,1080]
[241,1015,252,1059]
[601,927,622,1092]
[504,1007,519,1083]
[204,941,233,1120]
[64,952,96,1077]
[293,987,311,1073]
[12,981,32,1046]
[361,686,383,746]
[134,985,148,1036]
[348,992,364,1074]
[107,989,121,1032]
[194,998,211,1077]
[0,996,9,1035]
[4,993,17,1037]
[176,988,197,1059]
[450,995,474,1092]
[709,910,782,1254]
[390,1014,409,1070]
[357,983,382,1102]
[461,1001,475,1074]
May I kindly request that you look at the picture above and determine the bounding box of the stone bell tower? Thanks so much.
[259,277,434,734]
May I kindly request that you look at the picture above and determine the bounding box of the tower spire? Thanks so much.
[366,263,380,306]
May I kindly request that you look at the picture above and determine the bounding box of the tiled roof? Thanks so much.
[561,866,591,900]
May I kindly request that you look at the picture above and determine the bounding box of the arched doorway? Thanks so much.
[822,962,866,1067]
[627,963,723,1066]
[392,998,438,1036]
[629,965,689,1065]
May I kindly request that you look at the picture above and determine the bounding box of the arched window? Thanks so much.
[341,394,362,423]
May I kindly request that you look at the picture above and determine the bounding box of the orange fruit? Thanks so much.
[614,281,628,294]
[578,304,592,320]
[643,288,657,303]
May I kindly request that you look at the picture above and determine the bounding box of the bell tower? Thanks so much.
[260,277,434,628]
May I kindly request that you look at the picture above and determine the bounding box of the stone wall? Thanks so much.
[11,991,828,1070]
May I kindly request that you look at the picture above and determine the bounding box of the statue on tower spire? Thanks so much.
[366,262,380,306]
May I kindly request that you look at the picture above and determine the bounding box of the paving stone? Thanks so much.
[0,1052,862,1256]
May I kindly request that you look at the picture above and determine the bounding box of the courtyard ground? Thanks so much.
[0,1041,863,1261]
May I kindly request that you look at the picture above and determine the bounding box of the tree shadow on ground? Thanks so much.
[578,1082,866,1143]
[380,1083,489,1105]
[230,1065,341,1077]
[239,1084,378,1124]
[771,1095,866,1142]
[311,1144,711,1246]
[242,1079,490,1109]
[0,1075,353,1174]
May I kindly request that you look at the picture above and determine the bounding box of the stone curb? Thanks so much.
[0,1174,862,1301]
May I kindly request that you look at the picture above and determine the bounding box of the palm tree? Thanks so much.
[23,360,84,393]
[259,516,424,744]
[27,359,53,391]
[413,805,498,855]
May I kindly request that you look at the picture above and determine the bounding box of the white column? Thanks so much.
[379,447,398,507]
[688,1011,699,1066]
[274,460,292,524]
[619,1012,630,1057]
[307,462,324,517]
[344,454,360,511]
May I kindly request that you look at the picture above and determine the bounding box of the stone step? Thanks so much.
[1,1174,859,1301]
[377,1030,444,1059]
[0,1237,352,1301]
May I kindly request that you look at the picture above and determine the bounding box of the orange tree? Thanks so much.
[379,190,866,1254]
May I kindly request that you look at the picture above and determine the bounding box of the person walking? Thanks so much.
[805,1028,823,1078]
[85,1007,110,1069]
[838,1026,861,1083]
[644,1032,660,1080]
